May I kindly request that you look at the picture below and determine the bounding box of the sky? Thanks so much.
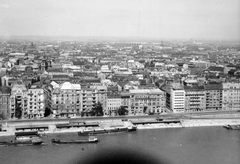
[0,0,239,41]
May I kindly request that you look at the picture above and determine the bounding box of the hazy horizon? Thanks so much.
[0,0,240,41]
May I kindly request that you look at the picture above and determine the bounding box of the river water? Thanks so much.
[0,126,240,164]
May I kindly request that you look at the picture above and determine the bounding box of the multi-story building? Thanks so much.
[205,84,222,111]
[107,92,122,116]
[162,83,185,113]
[81,87,97,116]
[91,85,107,114]
[10,82,28,119]
[121,91,131,111]
[184,86,206,112]
[129,88,166,115]
[45,81,81,117]
[0,86,11,119]
[28,84,45,119]
[222,82,240,110]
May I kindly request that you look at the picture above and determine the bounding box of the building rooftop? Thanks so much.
[204,84,222,90]
[60,82,81,90]
[208,66,224,72]
[184,85,205,91]
[129,88,164,94]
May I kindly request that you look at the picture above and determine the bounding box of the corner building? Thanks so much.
[45,81,81,117]
[162,84,185,113]
[9,82,28,119]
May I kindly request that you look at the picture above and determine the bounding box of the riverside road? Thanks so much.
[1,110,240,125]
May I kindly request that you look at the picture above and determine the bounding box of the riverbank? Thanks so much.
[1,118,240,137]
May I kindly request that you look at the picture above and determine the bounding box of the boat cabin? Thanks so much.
[15,131,40,137]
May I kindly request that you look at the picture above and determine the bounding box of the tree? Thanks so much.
[91,102,104,116]
[44,107,52,117]
[15,107,22,119]
[117,106,128,116]
[0,111,6,120]
[143,106,148,114]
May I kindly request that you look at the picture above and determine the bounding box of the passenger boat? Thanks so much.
[51,136,98,144]
[14,137,47,146]
[78,126,137,136]
[15,131,41,142]
[223,125,240,130]
[11,131,47,146]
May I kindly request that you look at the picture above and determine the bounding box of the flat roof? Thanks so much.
[129,89,164,94]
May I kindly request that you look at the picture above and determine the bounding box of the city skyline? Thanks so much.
[0,0,240,41]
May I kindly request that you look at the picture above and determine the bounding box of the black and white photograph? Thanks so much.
[0,0,240,164]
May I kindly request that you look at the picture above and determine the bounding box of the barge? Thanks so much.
[223,124,240,130]
[51,136,98,144]
[78,126,137,136]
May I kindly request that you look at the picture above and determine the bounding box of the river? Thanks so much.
[0,126,239,164]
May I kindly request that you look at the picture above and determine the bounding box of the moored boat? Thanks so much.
[51,136,98,144]
[78,126,137,136]
[127,126,137,132]
[14,137,47,146]
[223,124,240,130]
[0,139,47,147]
[0,141,10,147]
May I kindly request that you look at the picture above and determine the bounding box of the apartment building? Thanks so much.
[184,86,206,112]
[121,92,131,111]
[170,89,185,113]
[162,83,185,113]
[107,92,122,116]
[129,88,166,115]
[9,82,28,119]
[28,84,45,118]
[45,81,81,117]
[205,84,222,111]
[91,85,107,113]
[0,86,11,119]
[222,82,240,110]
[81,87,97,116]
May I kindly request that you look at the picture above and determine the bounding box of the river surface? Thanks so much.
[0,126,240,164]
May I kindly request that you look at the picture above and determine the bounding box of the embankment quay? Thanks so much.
[1,109,240,124]
[1,111,240,136]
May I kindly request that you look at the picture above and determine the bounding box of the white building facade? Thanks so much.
[222,82,240,110]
